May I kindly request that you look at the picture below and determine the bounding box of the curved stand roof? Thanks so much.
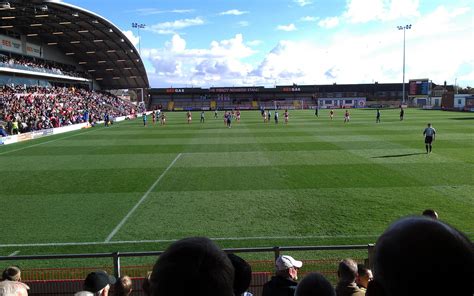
[0,0,149,89]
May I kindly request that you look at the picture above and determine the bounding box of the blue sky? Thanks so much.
[65,0,473,88]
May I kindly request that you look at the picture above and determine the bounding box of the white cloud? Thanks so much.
[148,17,205,34]
[134,8,194,15]
[277,24,297,31]
[247,40,263,46]
[294,0,312,7]
[318,17,339,28]
[300,16,319,22]
[143,4,473,88]
[122,30,139,47]
[344,0,420,23]
[219,9,249,16]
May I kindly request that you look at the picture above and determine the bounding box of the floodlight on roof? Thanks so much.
[59,21,71,25]
[47,42,57,45]
[0,25,13,29]
[1,16,15,19]
[27,33,38,36]
[65,52,75,55]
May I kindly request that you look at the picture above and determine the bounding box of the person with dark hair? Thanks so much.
[262,255,303,296]
[355,264,372,291]
[0,266,29,296]
[366,216,474,296]
[142,272,152,296]
[150,237,234,296]
[227,253,253,296]
[114,276,132,296]
[335,259,365,296]
[422,209,438,219]
[295,272,335,296]
[423,123,436,153]
[74,270,116,296]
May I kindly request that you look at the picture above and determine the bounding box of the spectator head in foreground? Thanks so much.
[336,259,365,296]
[2,266,21,281]
[276,255,303,280]
[75,270,116,296]
[295,272,335,296]
[150,237,234,296]
[356,264,372,289]
[367,216,474,296]
[0,266,29,296]
[227,253,253,296]
[421,209,438,220]
[114,275,132,296]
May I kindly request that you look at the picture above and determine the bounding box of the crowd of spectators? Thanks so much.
[0,54,86,78]
[1,213,472,296]
[0,85,136,135]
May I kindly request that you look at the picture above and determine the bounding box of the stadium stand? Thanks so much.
[0,85,136,135]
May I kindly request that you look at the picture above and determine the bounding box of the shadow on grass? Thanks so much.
[449,117,474,121]
[372,152,426,158]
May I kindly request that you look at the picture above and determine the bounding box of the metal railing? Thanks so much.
[0,244,375,279]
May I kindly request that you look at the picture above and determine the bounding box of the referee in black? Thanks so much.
[423,123,436,153]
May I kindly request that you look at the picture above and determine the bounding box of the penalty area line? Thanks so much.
[104,153,182,243]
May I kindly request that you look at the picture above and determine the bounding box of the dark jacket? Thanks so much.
[336,281,365,296]
[262,275,298,296]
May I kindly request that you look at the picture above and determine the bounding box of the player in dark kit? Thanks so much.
[376,109,381,123]
[423,123,436,153]
[400,107,405,120]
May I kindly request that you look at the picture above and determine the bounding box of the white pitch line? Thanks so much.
[104,153,183,242]
[1,232,473,248]
[8,250,20,256]
[0,127,100,156]
[0,234,382,248]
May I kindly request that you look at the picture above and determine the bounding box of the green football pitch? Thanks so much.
[0,108,473,262]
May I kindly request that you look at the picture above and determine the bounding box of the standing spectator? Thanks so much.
[295,272,335,296]
[366,216,473,296]
[74,270,116,296]
[150,237,234,296]
[262,255,303,296]
[422,209,439,219]
[115,276,132,296]
[335,259,365,296]
[0,266,29,296]
[0,125,7,137]
[355,264,372,291]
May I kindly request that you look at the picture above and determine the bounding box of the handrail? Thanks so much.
[0,244,375,278]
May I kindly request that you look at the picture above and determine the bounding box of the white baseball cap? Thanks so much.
[275,255,303,271]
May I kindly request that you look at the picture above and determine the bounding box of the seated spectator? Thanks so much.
[0,266,29,296]
[150,237,234,296]
[335,259,365,296]
[295,272,335,296]
[228,253,253,296]
[355,264,372,291]
[421,209,438,219]
[114,276,132,296]
[74,270,116,296]
[262,255,303,296]
[366,216,473,296]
